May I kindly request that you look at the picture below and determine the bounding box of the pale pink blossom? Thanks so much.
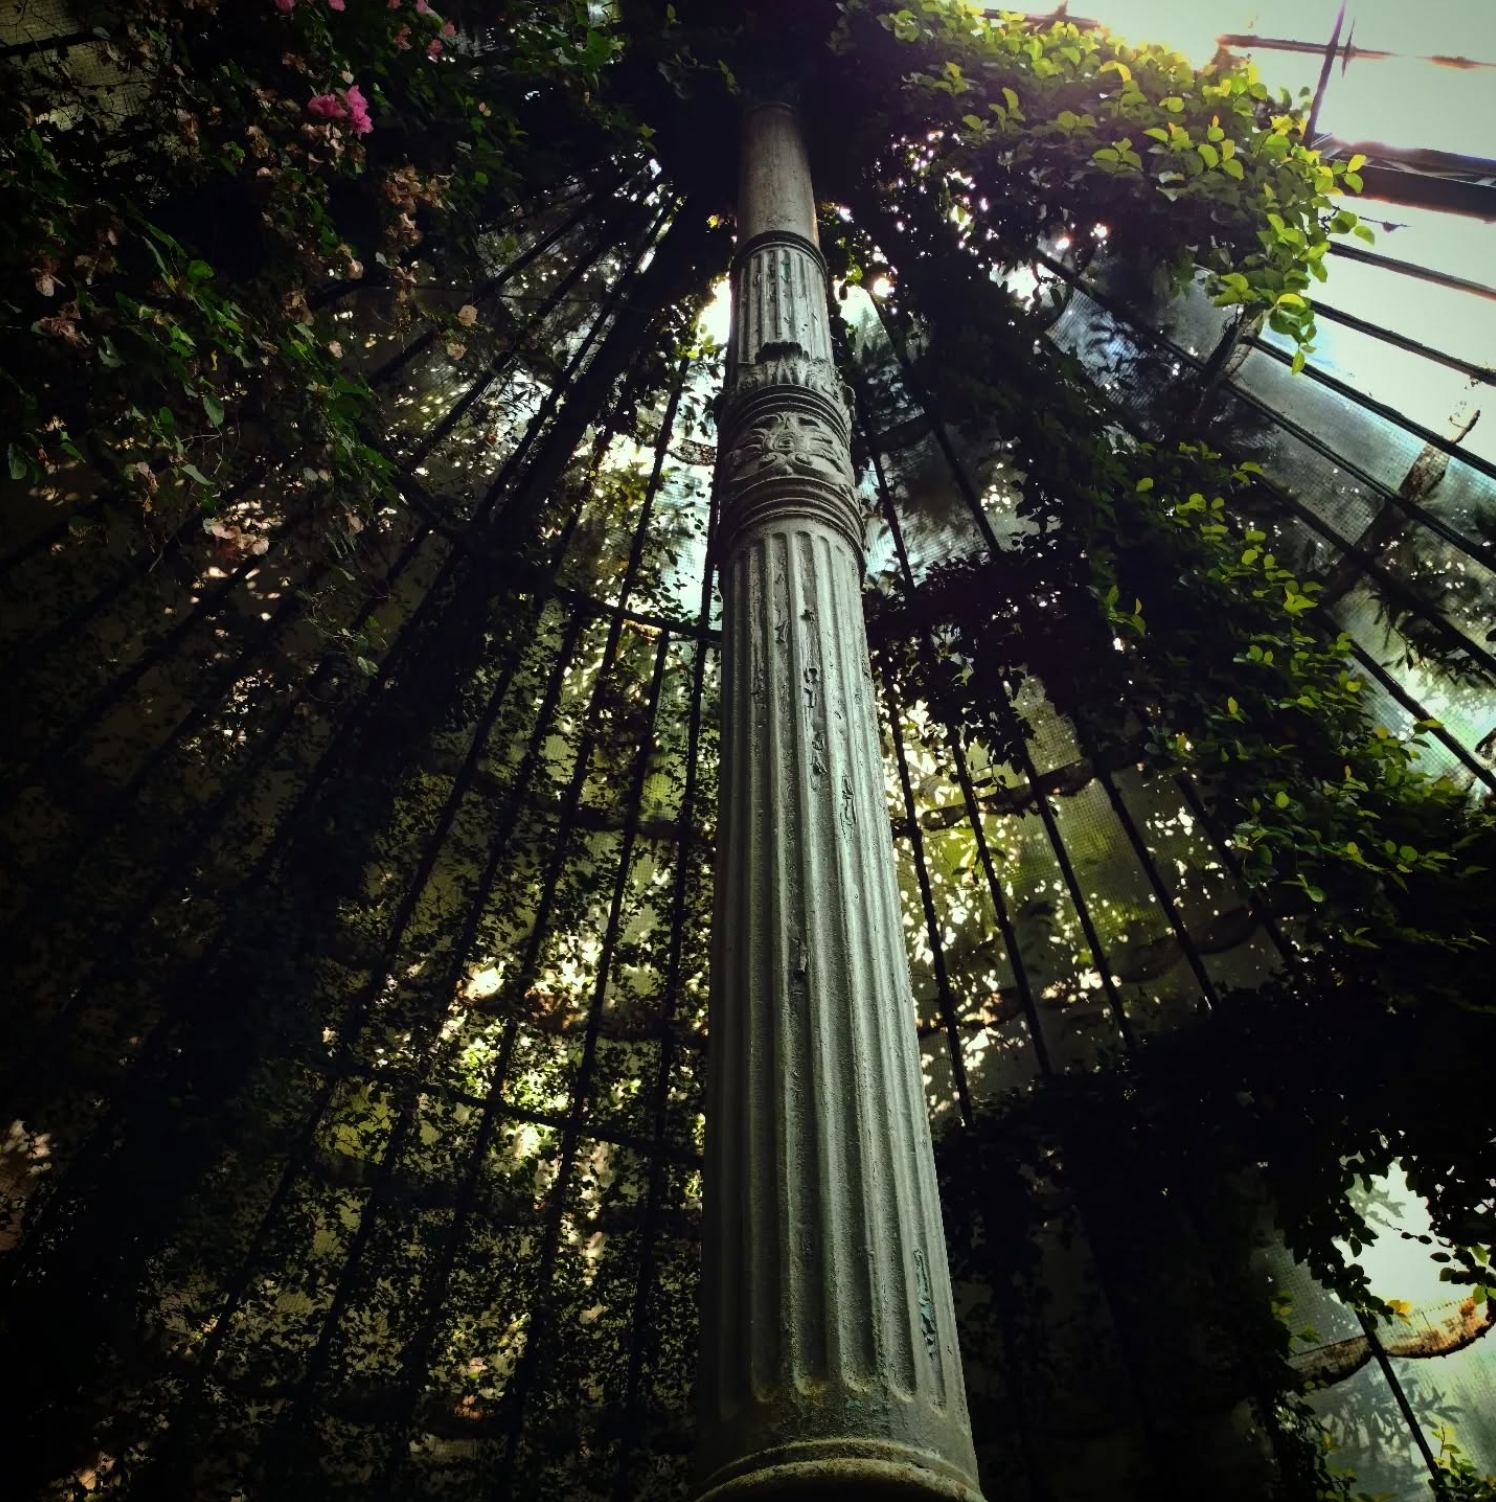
[427,37,441,57]
[456,304,477,327]
[274,0,294,10]
[446,342,467,360]
[414,0,431,11]
[393,23,411,46]
[328,0,345,8]
[442,20,455,35]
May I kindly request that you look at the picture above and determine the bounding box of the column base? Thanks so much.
[696,1438,984,1502]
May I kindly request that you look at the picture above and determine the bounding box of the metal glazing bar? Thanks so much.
[855,380,1054,1081]
[489,630,673,1491]
[151,600,585,1494]
[880,661,976,1124]
[0,235,661,1277]
[361,366,687,1499]
[1244,331,1496,486]
[870,294,1142,1049]
[1033,248,1496,567]
[1093,767,1220,1011]
[610,462,720,1502]
[1328,240,1496,305]
[1347,641,1496,793]
[1309,298,1496,385]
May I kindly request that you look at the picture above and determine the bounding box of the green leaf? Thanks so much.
[1143,126,1169,142]
[1347,152,1367,174]
[202,393,224,427]
[1197,142,1219,169]
[1343,170,1364,192]
[182,463,214,486]
[7,443,27,480]
[1291,349,1307,375]
[1136,476,1154,492]
[1160,96,1184,113]
[962,113,984,130]
[1275,790,1290,809]
[1221,155,1244,179]
[1003,86,1019,113]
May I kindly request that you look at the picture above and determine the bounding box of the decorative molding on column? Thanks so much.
[715,388,860,562]
[695,99,985,1502]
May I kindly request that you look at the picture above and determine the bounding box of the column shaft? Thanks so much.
[695,102,984,1502]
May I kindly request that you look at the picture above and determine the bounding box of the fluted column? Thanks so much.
[694,102,985,1502]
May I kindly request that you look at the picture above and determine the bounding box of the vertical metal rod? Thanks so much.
[881,661,976,1127]
[361,364,688,1498]
[0,199,662,1102]
[611,453,722,1502]
[155,601,583,1494]
[0,230,670,1286]
[853,382,1053,1079]
[0,197,641,813]
[487,629,673,1495]
[1093,767,1221,1011]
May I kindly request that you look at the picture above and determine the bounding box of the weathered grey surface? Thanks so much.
[695,102,986,1502]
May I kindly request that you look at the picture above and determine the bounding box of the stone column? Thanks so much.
[695,102,985,1502]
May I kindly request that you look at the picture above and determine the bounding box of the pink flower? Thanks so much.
[388,0,401,6]
[394,23,410,46]
[442,20,455,35]
[274,0,294,10]
[328,0,345,8]
[427,37,441,57]
[307,92,347,119]
[343,83,373,135]
[415,0,430,12]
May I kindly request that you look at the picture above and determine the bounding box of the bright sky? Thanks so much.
[1061,0,1496,156]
